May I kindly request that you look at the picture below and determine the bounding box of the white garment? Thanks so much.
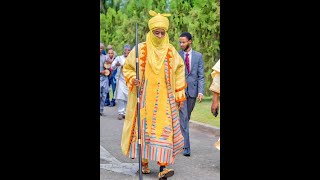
[111,55,128,101]
[117,99,127,115]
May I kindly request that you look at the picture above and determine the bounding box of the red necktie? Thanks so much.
[185,53,190,74]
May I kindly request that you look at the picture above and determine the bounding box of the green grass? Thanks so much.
[190,96,220,128]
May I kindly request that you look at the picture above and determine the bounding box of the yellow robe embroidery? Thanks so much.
[121,42,186,164]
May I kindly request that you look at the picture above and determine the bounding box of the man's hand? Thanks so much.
[106,57,113,63]
[211,92,219,117]
[211,101,219,116]
[197,93,203,103]
[133,79,141,87]
[177,101,184,110]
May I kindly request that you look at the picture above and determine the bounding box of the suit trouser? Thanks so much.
[179,95,196,149]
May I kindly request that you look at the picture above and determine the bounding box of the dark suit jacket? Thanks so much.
[179,49,205,98]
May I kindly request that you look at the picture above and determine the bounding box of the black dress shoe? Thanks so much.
[183,148,190,156]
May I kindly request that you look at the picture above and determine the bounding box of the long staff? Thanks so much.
[135,23,142,180]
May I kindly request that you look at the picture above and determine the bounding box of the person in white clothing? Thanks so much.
[111,44,131,120]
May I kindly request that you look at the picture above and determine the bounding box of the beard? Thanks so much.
[183,44,190,51]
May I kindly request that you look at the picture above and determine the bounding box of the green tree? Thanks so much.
[100,0,220,95]
[188,0,220,95]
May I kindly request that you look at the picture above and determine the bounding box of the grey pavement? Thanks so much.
[100,104,220,180]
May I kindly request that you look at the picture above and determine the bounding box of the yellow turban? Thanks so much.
[148,10,171,31]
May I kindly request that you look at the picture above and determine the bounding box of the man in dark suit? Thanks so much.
[178,32,205,156]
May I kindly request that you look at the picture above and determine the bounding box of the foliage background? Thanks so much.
[100,0,220,95]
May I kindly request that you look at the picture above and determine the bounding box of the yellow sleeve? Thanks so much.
[209,60,220,94]
[209,72,220,93]
[123,46,137,92]
[173,49,187,102]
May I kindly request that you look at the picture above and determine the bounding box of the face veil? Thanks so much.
[146,10,171,74]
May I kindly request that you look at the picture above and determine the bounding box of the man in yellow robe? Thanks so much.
[210,59,220,150]
[121,10,187,179]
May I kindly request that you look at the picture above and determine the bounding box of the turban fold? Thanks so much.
[148,10,171,31]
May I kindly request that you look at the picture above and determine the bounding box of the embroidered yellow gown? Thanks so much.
[121,42,187,165]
